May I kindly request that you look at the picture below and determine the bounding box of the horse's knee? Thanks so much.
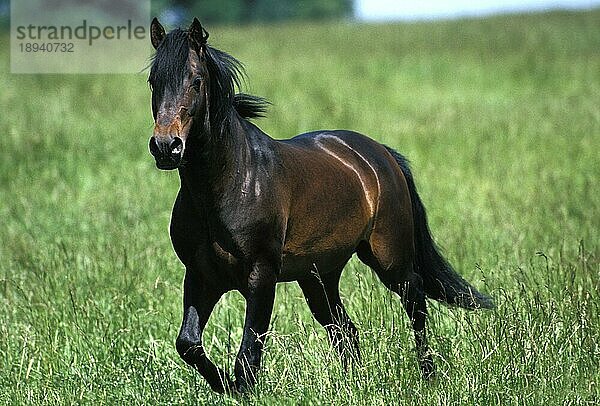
[176,336,203,364]
[247,265,277,292]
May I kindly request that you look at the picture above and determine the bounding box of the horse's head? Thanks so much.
[148,18,210,170]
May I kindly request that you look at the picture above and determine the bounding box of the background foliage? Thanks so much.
[0,9,599,405]
[0,0,353,28]
[152,0,353,24]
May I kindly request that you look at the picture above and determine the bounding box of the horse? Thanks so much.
[147,17,494,394]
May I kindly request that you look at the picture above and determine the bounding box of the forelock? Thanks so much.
[149,29,191,97]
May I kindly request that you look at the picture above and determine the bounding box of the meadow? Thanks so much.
[0,9,598,405]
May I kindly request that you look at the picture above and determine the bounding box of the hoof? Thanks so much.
[210,374,236,394]
[233,378,255,395]
[420,355,435,380]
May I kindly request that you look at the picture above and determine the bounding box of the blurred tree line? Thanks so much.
[0,0,7,28]
[0,0,353,29]
[152,0,353,25]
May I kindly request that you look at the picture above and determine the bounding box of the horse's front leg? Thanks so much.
[234,259,277,392]
[176,268,234,393]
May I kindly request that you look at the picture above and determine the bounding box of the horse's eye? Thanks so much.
[192,76,203,91]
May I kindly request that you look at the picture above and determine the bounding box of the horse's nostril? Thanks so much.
[170,137,183,155]
[149,136,160,156]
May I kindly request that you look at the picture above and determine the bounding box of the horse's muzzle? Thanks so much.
[149,136,184,170]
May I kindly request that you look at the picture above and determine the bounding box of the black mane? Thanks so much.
[149,28,269,125]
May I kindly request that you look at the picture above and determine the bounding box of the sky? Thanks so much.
[356,0,600,21]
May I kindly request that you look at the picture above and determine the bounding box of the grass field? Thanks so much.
[1,9,599,405]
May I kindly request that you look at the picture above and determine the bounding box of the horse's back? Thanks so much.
[283,129,412,225]
[274,130,412,280]
[278,129,406,197]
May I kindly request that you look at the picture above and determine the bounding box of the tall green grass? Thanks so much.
[1,10,598,405]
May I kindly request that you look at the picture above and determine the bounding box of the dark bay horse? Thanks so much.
[147,17,494,393]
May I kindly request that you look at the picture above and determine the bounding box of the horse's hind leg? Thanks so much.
[399,272,434,378]
[357,240,434,378]
[298,268,360,367]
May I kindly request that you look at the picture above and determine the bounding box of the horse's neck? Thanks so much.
[180,114,257,209]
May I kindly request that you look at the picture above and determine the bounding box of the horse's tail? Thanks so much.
[385,146,494,310]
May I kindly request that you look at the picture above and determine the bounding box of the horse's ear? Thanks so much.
[189,17,209,49]
[150,17,166,50]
